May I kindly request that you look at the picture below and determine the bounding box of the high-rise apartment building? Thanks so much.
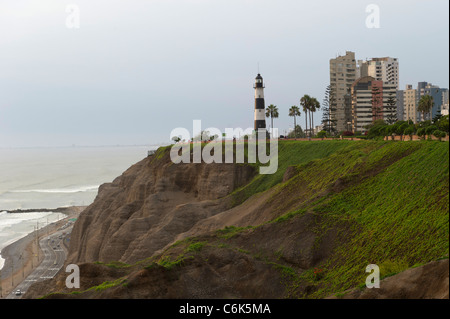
[442,90,449,116]
[417,82,448,120]
[358,57,399,89]
[351,76,397,133]
[396,90,404,121]
[404,84,419,123]
[330,51,357,132]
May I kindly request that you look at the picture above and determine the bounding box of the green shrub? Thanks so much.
[185,241,207,253]
[433,130,447,141]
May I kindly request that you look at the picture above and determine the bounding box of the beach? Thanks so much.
[0,206,84,297]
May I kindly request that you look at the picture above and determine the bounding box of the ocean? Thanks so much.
[0,145,159,270]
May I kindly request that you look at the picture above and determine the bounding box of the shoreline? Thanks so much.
[0,207,79,214]
[0,206,85,297]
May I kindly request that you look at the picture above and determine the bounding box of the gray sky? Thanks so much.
[0,0,448,147]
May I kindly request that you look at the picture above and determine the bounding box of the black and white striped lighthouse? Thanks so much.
[254,73,266,131]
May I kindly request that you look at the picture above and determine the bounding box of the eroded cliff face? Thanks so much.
[67,148,256,265]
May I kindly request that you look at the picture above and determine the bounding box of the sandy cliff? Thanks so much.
[67,149,256,265]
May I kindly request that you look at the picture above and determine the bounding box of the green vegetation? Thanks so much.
[94,261,131,269]
[145,254,193,270]
[218,140,448,298]
[216,225,255,239]
[300,141,449,297]
[268,262,298,280]
[418,95,434,121]
[288,106,302,138]
[366,116,449,141]
[265,104,279,137]
[300,94,321,138]
[378,259,410,279]
[230,140,356,206]
[91,278,127,292]
[270,208,307,223]
[185,241,207,253]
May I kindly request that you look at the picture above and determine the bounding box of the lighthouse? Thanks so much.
[254,73,266,131]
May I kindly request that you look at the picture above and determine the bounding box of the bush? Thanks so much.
[433,130,447,141]
[417,128,426,140]
[397,123,409,138]
[435,115,449,133]
[317,131,327,139]
[366,120,388,139]
[425,125,439,139]
[404,126,415,140]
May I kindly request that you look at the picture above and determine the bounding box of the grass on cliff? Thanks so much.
[229,140,360,206]
[255,140,448,298]
[199,140,449,298]
[306,141,449,297]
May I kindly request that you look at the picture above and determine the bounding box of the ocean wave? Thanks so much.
[9,185,99,194]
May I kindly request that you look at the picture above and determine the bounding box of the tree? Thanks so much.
[436,115,449,133]
[300,95,312,138]
[310,97,321,137]
[433,130,446,142]
[287,125,305,138]
[417,127,426,140]
[317,130,327,140]
[404,126,415,141]
[322,85,337,135]
[371,85,384,121]
[386,92,398,125]
[288,106,301,138]
[366,119,387,140]
[418,95,434,121]
[383,126,391,140]
[265,104,279,138]
[387,124,396,140]
[397,122,409,141]
[425,125,438,140]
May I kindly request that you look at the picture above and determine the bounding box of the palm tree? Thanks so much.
[418,95,434,121]
[289,106,301,138]
[300,95,311,137]
[265,104,279,138]
[310,97,321,137]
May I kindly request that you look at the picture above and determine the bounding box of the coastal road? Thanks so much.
[5,226,73,299]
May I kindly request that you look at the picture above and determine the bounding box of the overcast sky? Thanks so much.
[0,0,448,147]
